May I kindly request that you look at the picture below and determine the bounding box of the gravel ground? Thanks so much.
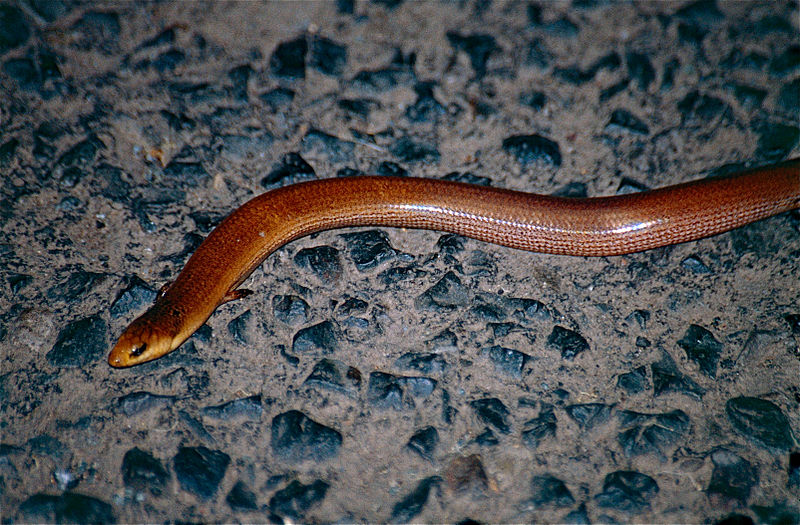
[1,1,799,523]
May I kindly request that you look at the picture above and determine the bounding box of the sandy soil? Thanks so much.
[1,1,798,523]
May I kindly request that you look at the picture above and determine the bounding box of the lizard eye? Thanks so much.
[130,343,147,357]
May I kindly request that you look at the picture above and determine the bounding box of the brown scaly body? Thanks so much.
[110,158,800,367]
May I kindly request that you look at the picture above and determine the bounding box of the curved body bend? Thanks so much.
[109,158,800,367]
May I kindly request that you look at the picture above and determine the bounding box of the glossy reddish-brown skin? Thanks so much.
[109,158,800,367]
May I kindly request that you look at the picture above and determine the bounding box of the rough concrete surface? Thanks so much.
[1,0,799,523]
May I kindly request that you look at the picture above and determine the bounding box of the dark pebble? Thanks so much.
[341,230,396,270]
[28,434,67,460]
[367,371,434,411]
[376,160,408,177]
[168,80,225,105]
[406,81,447,122]
[338,97,380,118]
[272,294,310,326]
[756,122,799,161]
[790,451,800,488]
[502,134,561,166]
[178,409,215,444]
[546,326,589,360]
[529,474,575,508]
[415,271,469,311]
[470,398,511,434]
[600,78,629,102]
[115,391,175,416]
[227,64,252,101]
[675,0,724,26]
[55,134,104,174]
[121,447,170,495]
[394,352,448,375]
[677,91,729,123]
[677,324,722,378]
[407,426,439,461]
[0,137,19,167]
[390,476,441,523]
[521,406,557,449]
[471,301,506,322]
[202,394,263,421]
[70,11,121,52]
[554,53,619,85]
[474,427,499,447]
[565,403,613,430]
[294,245,342,284]
[594,470,659,513]
[606,108,649,135]
[730,83,767,109]
[721,48,768,71]
[259,86,295,111]
[301,128,354,164]
[97,164,133,203]
[389,136,440,163]
[681,255,711,274]
[261,152,316,187]
[528,3,580,37]
[777,78,799,114]
[562,503,591,524]
[162,161,210,188]
[150,48,185,72]
[480,345,529,378]
[227,480,258,511]
[445,32,498,76]
[616,365,649,394]
[269,479,329,520]
[524,39,552,68]
[752,504,800,525]
[706,448,758,505]
[18,492,116,524]
[543,17,579,38]
[552,181,587,198]
[0,5,30,53]
[47,271,107,303]
[270,36,307,79]
[626,52,655,91]
[441,171,492,187]
[617,409,690,458]
[725,396,794,450]
[292,320,338,354]
[769,44,800,76]
[137,27,176,50]
[304,358,362,398]
[351,64,416,93]
[520,90,547,110]
[651,351,705,399]
[3,57,40,91]
[28,0,71,22]
[714,513,755,525]
[227,309,253,345]
[785,313,800,335]
[337,0,354,14]
[33,120,64,160]
[8,273,32,294]
[510,298,551,323]
[173,446,231,500]
[336,296,368,316]
[270,410,342,463]
[47,315,107,367]
[309,35,347,76]
[379,264,425,285]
